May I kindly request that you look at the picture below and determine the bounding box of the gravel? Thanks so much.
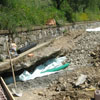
[67,31,100,69]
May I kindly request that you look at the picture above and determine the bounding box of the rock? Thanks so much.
[60,85,66,91]
[80,84,87,89]
[55,84,66,92]
[27,53,34,57]
[63,96,66,100]
[98,81,100,88]
[0,54,6,62]
[58,77,64,84]
[75,74,87,86]
[95,63,99,67]
[38,92,44,96]
[21,61,32,68]
[52,80,58,84]
[0,37,5,45]
[90,52,96,57]
[55,86,60,92]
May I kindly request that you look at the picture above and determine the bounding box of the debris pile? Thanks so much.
[90,45,100,67]
[6,27,100,100]
[46,55,100,100]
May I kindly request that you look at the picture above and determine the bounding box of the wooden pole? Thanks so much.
[6,38,17,88]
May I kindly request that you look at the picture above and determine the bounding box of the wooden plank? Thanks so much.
[0,77,15,100]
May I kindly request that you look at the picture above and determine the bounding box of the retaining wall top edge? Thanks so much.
[0,21,100,35]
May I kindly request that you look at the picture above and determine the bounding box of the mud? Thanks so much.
[7,30,100,100]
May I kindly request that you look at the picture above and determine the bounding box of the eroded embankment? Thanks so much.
[0,29,83,78]
[0,21,100,75]
[11,29,100,100]
[48,45,100,100]
[8,29,100,87]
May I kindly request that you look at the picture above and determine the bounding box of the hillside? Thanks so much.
[0,0,100,31]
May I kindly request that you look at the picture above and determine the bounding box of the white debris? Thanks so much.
[19,56,67,81]
[10,43,18,57]
[75,74,87,86]
[86,27,100,32]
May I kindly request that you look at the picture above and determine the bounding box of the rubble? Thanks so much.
[90,45,100,67]
[3,26,100,100]
[38,92,44,96]
[75,74,87,86]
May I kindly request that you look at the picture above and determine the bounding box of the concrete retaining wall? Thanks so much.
[0,21,100,56]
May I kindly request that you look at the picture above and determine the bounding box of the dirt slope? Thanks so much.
[8,30,100,100]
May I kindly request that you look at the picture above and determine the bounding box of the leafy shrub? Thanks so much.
[79,13,89,21]
[0,0,100,32]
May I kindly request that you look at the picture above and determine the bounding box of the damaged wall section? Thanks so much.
[0,21,100,73]
[0,21,100,56]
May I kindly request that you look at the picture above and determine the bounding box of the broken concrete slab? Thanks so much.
[0,41,51,73]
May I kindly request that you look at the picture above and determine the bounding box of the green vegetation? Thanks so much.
[0,0,100,31]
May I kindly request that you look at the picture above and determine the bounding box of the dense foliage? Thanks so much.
[0,0,100,31]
